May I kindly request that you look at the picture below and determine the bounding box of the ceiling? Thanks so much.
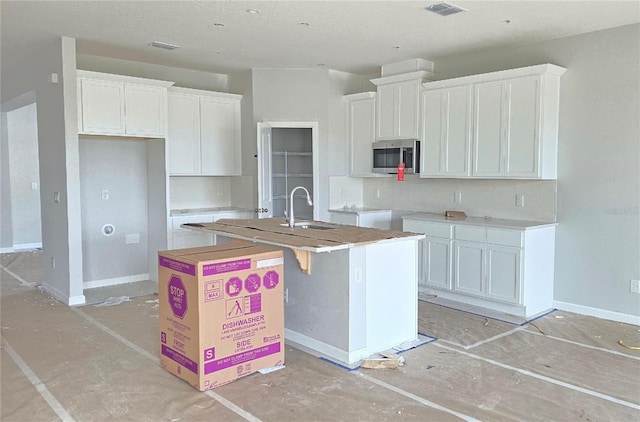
[2,1,639,77]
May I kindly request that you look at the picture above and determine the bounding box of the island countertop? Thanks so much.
[182,217,424,253]
[402,212,557,230]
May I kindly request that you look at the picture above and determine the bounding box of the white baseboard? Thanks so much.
[39,282,86,306]
[0,247,15,254]
[83,273,149,289]
[13,242,42,251]
[553,300,640,326]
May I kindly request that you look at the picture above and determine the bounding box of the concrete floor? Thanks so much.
[2,250,639,421]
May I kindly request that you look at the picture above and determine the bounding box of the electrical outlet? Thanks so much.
[51,257,56,269]
[516,194,525,207]
[375,188,381,199]
[53,192,60,204]
[31,182,38,190]
[285,288,289,303]
[454,192,462,203]
[101,189,109,200]
[631,279,640,294]
[354,267,362,283]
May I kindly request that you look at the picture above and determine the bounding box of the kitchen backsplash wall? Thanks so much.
[328,176,365,209]
[332,176,556,222]
[170,176,232,210]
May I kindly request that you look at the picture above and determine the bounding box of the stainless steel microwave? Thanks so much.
[372,139,420,174]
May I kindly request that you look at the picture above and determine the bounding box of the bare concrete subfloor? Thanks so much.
[2,251,639,421]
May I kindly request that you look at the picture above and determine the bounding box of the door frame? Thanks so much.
[257,121,319,220]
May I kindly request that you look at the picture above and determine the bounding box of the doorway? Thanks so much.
[257,122,318,221]
[1,100,42,252]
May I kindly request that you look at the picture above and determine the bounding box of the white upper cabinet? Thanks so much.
[371,72,432,141]
[420,85,472,177]
[200,95,241,175]
[473,76,542,178]
[344,92,376,176]
[77,70,173,138]
[421,64,565,180]
[167,92,200,174]
[167,87,242,176]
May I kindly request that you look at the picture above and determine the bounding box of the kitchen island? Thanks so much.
[183,218,424,365]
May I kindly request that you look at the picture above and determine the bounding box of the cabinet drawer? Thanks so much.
[403,220,452,238]
[454,226,486,242]
[487,229,523,247]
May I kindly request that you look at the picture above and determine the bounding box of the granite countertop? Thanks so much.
[170,206,254,217]
[328,207,392,215]
[401,212,557,230]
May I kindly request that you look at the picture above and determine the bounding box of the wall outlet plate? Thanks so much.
[631,279,640,294]
[516,194,525,207]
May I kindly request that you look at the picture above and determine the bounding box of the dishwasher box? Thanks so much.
[158,242,285,391]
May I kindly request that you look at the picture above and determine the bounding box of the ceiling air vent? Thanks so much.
[426,2,468,16]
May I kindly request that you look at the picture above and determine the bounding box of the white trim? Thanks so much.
[13,242,42,251]
[260,121,320,221]
[0,247,15,253]
[83,273,149,289]
[553,300,640,326]
[370,70,436,85]
[39,282,86,306]
[285,328,367,365]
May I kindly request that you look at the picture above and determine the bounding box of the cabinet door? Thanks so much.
[396,81,420,139]
[347,96,376,176]
[486,245,521,303]
[421,86,471,177]
[168,93,200,175]
[376,84,396,139]
[124,84,165,137]
[454,241,485,296]
[425,237,452,290]
[420,90,444,174]
[330,212,358,226]
[79,79,125,135]
[200,96,241,175]
[170,215,213,249]
[505,76,540,178]
[473,80,505,176]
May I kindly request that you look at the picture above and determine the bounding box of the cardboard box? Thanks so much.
[158,242,284,391]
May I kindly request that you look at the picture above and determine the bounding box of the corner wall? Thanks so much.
[0,37,84,305]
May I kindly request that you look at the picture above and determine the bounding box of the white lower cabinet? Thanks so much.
[424,237,452,290]
[454,240,485,296]
[329,210,392,229]
[170,215,214,249]
[403,217,554,318]
[486,245,521,303]
[170,211,253,249]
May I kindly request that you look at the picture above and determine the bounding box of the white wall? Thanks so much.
[0,37,84,305]
[363,177,556,222]
[169,176,232,210]
[0,112,13,251]
[245,68,371,220]
[6,103,42,248]
[79,137,150,283]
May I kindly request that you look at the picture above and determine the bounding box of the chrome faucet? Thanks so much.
[287,186,313,228]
